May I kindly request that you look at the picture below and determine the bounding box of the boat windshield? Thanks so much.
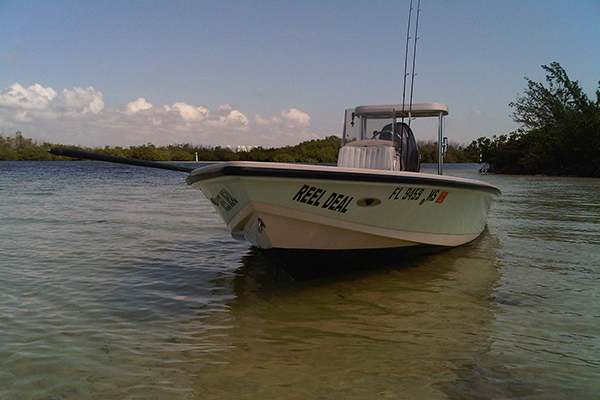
[342,109,396,145]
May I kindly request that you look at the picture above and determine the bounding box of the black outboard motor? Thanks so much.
[379,122,420,172]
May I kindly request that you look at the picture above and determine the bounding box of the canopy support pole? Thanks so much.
[438,111,444,175]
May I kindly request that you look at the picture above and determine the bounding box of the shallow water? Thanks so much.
[1,161,598,399]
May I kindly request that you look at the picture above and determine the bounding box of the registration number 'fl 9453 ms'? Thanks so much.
[388,187,449,205]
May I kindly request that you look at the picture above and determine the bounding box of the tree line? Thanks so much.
[0,132,480,163]
[0,133,343,163]
[470,62,600,177]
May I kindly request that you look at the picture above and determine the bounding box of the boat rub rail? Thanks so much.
[186,163,501,196]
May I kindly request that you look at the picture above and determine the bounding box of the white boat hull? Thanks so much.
[51,102,501,279]
[187,162,500,251]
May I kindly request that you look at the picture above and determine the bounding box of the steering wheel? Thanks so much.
[372,130,394,141]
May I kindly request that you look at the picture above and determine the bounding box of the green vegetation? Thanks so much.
[0,133,343,163]
[418,140,479,163]
[0,132,55,161]
[471,62,600,177]
[0,131,480,164]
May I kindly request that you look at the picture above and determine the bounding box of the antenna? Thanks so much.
[400,0,414,124]
[407,0,421,126]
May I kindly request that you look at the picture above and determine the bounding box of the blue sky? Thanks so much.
[1,0,599,148]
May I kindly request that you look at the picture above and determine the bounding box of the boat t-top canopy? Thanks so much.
[354,103,448,119]
[344,102,450,175]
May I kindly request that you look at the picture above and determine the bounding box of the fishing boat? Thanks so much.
[49,103,500,279]
[50,101,500,279]
[184,103,500,278]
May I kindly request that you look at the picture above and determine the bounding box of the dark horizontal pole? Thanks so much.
[48,147,195,173]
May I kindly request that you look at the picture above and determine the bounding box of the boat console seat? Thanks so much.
[337,121,420,172]
[337,140,399,171]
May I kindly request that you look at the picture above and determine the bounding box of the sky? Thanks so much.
[1,0,599,149]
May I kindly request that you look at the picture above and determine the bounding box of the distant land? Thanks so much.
[0,132,480,164]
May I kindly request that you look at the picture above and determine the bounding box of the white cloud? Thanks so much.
[0,83,58,110]
[59,86,104,114]
[281,108,310,126]
[169,102,210,122]
[0,82,322,148]
[0,83,104,116]
[125,97,153,114]
[254,115,270,125]
[221,109,249,125]
[255,108,312,127]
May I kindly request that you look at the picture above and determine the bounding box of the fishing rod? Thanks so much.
[407,0,422,127]
[400,0,414,124]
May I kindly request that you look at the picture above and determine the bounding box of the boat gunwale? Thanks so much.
[186,162,501,196]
